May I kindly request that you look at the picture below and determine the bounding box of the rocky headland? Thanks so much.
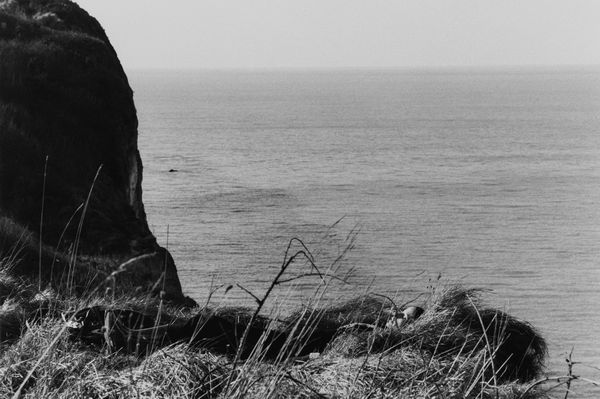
[0,0,185,301]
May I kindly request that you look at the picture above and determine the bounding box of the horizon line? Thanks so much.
[124,63,600,73]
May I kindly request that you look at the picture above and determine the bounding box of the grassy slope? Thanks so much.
[0,250,563,399]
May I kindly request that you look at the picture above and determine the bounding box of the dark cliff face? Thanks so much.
[0,0,150,254]
[0,0,185,300]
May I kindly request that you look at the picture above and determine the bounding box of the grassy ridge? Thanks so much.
[0,246,562,399]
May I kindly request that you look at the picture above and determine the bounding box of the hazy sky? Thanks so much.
[75,0,600,70]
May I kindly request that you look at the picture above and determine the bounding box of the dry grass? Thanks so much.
[1,243,597,398]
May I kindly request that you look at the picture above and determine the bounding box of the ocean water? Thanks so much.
[130,68,600,388]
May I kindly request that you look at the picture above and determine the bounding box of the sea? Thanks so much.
[129,67,600,392]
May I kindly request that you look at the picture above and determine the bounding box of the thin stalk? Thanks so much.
[67,165,103,295]
[38,155,48,290]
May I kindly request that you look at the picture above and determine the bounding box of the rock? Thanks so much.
[117,248,186,302]
[384,306,425,329]
[0,0,186,302]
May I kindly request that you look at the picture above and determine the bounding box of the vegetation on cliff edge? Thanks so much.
[1,242,591,399]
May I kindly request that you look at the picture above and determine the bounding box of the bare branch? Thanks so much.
[277,272,348,285]
[236,283,261,305]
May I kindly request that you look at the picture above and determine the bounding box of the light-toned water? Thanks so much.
[131,68,600,390]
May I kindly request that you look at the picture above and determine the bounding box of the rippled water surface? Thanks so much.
[130,68,600,387]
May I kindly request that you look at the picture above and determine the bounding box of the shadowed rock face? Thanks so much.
[0,0,185,301]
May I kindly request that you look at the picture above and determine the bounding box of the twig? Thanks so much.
[519,375,579,399]
[330,215,346,229]
[236,283,261,304]
[204,274,230,308]
[517,348,600,399]
[579,377,600,387]
[277,272,348,285]
[224,237,321,394]
[565,348,574,399]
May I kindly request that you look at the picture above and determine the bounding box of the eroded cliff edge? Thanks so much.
[0,0,186,302]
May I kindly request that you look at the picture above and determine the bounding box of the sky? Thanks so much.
[74,0,600,70]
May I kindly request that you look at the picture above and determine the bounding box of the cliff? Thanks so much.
[0,0,186,301]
